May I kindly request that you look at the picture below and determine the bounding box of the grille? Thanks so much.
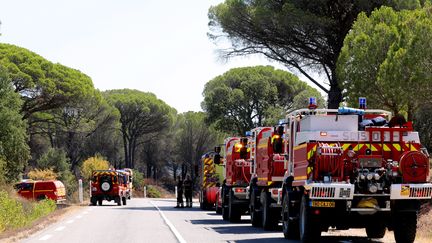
[311,187,335,198]
[409,187,432,198]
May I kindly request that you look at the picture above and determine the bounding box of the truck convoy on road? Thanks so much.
[207,98,431,243]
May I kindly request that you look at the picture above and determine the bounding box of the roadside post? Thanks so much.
[78,179,83,204]
[175,186,178,199]
[144,186,147,198]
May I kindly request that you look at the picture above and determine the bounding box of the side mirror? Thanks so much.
[214,146,221,153]
[214,154,221,165]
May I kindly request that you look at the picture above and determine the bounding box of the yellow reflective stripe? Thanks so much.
[354,144,362,151]
[258,177,267,181]
[342,144,351,151]
[307,145,317,160]
[294,176,307,180]
[393,144,401,151]
[294,144,307,150]
[383,144,391,151]
[411,146,418,151]
[365,144,378,152]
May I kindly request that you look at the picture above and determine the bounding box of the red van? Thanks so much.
[14,180,66,203]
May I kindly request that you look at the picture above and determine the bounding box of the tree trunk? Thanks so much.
[327,76,343,109]
[122,129,129,168]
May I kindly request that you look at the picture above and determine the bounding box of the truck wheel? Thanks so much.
[250,189,262,227]
[122,196,127,205]
[299,195,321,243]
[116,196,121,206]
[98,199,103,206]
[282,191,299,239]
[216,204,222,214]
[222,190,229,220]
[261,191,278,230]
[393,211,417,243]
[229,190,241,222]
[366,219,386,238]
[90,197,97,206]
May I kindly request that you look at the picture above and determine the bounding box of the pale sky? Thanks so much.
[0,0,315,113]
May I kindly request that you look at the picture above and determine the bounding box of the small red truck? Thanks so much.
[216,136,252,222]
[15,180,66,203]
[90,170,128,206]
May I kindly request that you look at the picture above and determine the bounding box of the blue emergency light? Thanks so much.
[308,97,317,109]
[359,97,367,109]
[245,131,252,137]
[278,119,285,125]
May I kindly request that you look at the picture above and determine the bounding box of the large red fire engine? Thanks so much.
[279,98,431,243]
[248,126,285,230]
[217,136,251,222]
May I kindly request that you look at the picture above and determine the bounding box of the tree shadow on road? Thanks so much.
[233,235,384,243]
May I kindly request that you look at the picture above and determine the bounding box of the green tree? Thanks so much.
[0,43,95,119]
[104,89,172,169]
[208,0,423,108]
[174,112,220,180]
[0,66,30,182]
[337,5,432,120]
[202,66,322,134]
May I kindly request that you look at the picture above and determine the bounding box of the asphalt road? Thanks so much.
[22,198,395,243]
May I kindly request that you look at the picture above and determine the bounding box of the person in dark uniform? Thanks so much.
[175,176,184,208]
[183,175,193,208]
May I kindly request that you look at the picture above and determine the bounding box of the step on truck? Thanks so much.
[280,98,431,243]
[215,136,251,222]
[198,152,221,210]
[248,125,285,230]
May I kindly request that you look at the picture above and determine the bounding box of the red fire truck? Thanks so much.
[279,99,431,243]
[248,125,285,230]
[198,152,221,210]
[216,136,251,222]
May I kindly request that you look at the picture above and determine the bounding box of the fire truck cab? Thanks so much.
[280,103,431,243]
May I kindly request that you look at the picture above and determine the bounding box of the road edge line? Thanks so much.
[150,200,187,243]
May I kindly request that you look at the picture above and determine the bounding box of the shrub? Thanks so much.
[146,185,161,198]
[27,168,58,180]
[132,169,144,191]
[80,155,110,180]
[0,189,56,233]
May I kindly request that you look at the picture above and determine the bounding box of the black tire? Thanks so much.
[282,191,299,239]
[261,191,278,230]
[98,199,103,206]
[90,197,97,206]
[36,195,47,201]
[229,190,241,222]
[116,196,121,206]
[250,189,262,227]
[366,219,386,239]
[299,195,321,243]
[122,196,127,205]
[393,211,417,243]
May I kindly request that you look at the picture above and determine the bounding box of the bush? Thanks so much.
[0,190,56,233]
[36,148,70,174]
[80,155,110,180]
[27,168,58,180]
[146,185,161,198]
[132,169,144,191]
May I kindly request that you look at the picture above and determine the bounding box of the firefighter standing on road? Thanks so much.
[184,175,193,208]
[174,176,184,208]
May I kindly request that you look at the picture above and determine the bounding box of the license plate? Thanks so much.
[311,200,335,208]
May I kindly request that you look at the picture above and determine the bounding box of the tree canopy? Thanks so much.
[202,66,323,135]
[0,66,30,182]
[207,0,409,108]
[337,5,432,120]
[0,43,95,119]
[104,89,173,169]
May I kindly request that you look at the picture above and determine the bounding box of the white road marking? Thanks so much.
[38,235,52,241]
[66,220,74,224]
[150,201,187,243]
[54,226,66,231]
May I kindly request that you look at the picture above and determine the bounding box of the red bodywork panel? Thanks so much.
[15,180,66,202]
[254,127,285,187]
[203,186,219,204]
[225,137,251,186]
